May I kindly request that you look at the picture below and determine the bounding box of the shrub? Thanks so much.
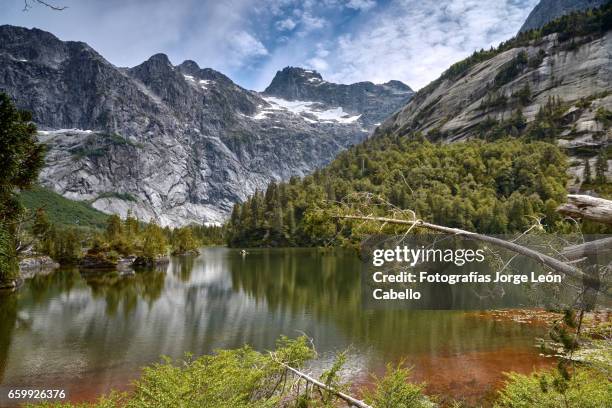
[495,368,612,408]
[364,362,434,408]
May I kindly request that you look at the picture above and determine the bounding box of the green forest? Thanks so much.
[226,134,608,248]
[225,3,612,248]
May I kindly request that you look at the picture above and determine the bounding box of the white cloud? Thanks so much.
[275,18,297,31]
[345,0,376,11]
[2,0,538,91]
[300,12,327,31]
[306,57,329,71]
[313,0,538,89]
[228,31,269,65]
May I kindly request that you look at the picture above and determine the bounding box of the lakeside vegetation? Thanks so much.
[1,4,610,407]
[27,332,611,407]
[0,92,223,281]
[227,137,574,248]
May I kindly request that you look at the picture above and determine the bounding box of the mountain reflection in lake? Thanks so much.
[0,248,552,405]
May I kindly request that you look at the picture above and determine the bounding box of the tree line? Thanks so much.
[226,135,579,248]
[0,93,223,284]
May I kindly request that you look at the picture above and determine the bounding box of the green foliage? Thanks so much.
[583,158,592,184]
[476,96,568,142]
[594,148,608,184]
[320,351,348,405]
[0,93,46,282]
[41,226,84,264]
[430,2,611,85]
[594,106,612,127]
[364,362,433,408]
[97,192,137,202]
[34,336,315,408]
[227,138,568,247]
[512,83,532,106]
[70,133,141,161]
[494,51,528,87]
[170,226,199,255]
[140,222,168,261]
[0,223,18,282]
[494,368,612,408]
[19,186,109,229]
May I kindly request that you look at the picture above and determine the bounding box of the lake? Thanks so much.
[0,247,553,406]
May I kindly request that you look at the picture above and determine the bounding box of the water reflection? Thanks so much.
[0,248,550,404]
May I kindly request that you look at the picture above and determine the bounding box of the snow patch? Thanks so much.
[38,128,94,135]
[255,97,361,124]
[183,75,195,82]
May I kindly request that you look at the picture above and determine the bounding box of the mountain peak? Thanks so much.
[264,66,324,94]
[382,80,413,93]
[519,0,606,33]
[145,53,172,66]
[279,66,323,80]
[178,59,200,75]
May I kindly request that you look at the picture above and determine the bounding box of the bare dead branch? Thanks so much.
[23,0,67,11]
[561,237,612,261]
[557,195,612,225]
[270,356,372,408]
[334,214,587,281]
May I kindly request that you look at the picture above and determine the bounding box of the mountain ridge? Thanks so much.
[519,0,607,33]
[378,3,611,186]
[0,24,412,226]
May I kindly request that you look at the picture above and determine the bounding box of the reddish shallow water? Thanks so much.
[0,248,554,406]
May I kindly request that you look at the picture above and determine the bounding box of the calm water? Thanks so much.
[0,248,552,405]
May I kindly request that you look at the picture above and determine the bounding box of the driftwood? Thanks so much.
[334,215,586,281]
[557,195,612,225]
[280,362,372,408]
[561,236,612,261]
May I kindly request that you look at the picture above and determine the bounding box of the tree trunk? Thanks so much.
[557,195,612,225]
[561,237,612,261]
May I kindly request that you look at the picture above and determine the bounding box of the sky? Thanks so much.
[1,0,539,91]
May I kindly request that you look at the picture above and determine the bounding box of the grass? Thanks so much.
[19,186,109,229]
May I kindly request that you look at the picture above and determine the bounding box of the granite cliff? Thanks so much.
[0,25,412,226]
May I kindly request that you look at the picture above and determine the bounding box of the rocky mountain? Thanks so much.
[379,4,611,187]
[0,25,412,226]
[264,67,413,127]
[519,0,607,33]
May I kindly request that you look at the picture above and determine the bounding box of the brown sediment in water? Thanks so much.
[352,347,554,407]
[20,349,552,407]
[466,308,611,330]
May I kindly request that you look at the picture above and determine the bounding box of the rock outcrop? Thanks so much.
[519,0,607,33]
[379,28,611,186]
[264,67,413,126]
[0,25,412,226]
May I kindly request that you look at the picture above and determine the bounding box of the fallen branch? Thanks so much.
[561,237,612,261]
[557,195,612,225]
[334,215,586,281]
[278,362,372,408]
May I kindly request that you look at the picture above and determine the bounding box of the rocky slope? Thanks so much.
[519,0,607,33]
[380,17,611,187]
[0,25,412,226]
[264,67,413,127]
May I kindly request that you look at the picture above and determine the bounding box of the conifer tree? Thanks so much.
[583,158,592,184]
[0,93,45,282]
[595,149,608,184]
[105,214,123,243]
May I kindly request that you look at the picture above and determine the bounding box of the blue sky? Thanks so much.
[1,0,538,90]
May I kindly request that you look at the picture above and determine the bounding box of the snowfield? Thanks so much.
[253,96,361,124]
